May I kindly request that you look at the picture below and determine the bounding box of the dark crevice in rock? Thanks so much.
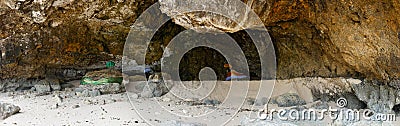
[146,20,186,64]
[178,47,227,81]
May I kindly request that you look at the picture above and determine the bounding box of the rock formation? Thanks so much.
[1,0,399,83]
[1,0,400,115]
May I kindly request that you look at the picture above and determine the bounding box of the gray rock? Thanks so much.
[341,93,367,109]
[50,103,59,109]
[72,104,80,109]
[203,99,220,106]
[254,97,269,106]
[140,82,168,98]
[30,87,36,91]
[140,87,154,98]
[0,79,34,92]
[75,88,100,97]
[74,88,85,97]
[83,99,92,105]
[53,95,63,103]
[89,89,101,97]
[74,88,84,93]
[78,83,125,96]
[310,101,329,110]
[80,89,90,97]
[134,81,147,91]
[0,81,19,92]
[75,82,125,97]
[272,93,306,107]
[352,81,396,113]
[48,78,61,91]
[34,80,51,94]
[98,83,124,94]
[0,103,21,119]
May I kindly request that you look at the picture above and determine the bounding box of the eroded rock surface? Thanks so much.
[353,81,399,114]
[0,0,398,83]
[158,0,400,81]
[0,0,156,80]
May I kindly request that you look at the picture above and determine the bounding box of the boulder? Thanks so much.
[0,103,20,119]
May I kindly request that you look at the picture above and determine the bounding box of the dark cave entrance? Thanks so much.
[145,20,264,81]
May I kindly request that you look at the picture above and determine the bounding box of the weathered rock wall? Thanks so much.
[0,0,156,79]
[158,0,400,82]
[1,0,399,83]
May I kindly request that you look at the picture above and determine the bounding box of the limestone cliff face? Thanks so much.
[0,0,156,79]
[158,0,400,82]
[1,0,400,83]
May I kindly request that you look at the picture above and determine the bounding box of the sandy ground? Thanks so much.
[0,92,146,126]
[1,80,400,126]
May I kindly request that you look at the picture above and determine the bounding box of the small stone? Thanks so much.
[74,88,84,93]
[106,99,117,103]
[50,84,61,91]
[30,87,36,91]
[162,97,171,102]
[273,93,306,107]
[72,105,80,109]
[83,99,92,105]
[53,95,63,103]
[137,73,171,98]
[203,99,220,106]
[81,89,90,97]
[48,78,61,91]
[99,100,106,105]
[50,103,59,109]
[89,90,101,97]
[34,80,51,94]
